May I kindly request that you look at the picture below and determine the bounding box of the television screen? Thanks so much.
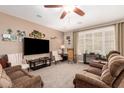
[24,38,49,55]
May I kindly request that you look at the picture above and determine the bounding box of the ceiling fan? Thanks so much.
[44,5,85,19]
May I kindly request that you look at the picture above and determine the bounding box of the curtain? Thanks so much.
[73,32,80,63]
[115,22,124,56]
[73,32,78,55]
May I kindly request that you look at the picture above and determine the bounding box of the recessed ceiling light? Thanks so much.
[36,14,42,18]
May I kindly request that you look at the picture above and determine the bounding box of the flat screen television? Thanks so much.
[24,38,49,55]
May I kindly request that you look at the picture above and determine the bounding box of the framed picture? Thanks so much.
[2,34,17,41]
[66,36,70,40]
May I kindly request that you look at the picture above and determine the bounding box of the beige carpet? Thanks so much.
[30,62,89,88]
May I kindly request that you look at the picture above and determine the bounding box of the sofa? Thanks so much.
[84,50,120,76]
[73,55,124,88]
[0,65,43,88]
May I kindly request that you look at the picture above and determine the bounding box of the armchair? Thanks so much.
[4,65,43,88]
[73,55,124,88]
[51,51,62,64]
[73,71,110,88]
[7,53,29,70]
[84,50,120,76]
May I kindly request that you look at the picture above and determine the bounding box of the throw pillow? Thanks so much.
[0,55,8,68]
[0,59,7,68]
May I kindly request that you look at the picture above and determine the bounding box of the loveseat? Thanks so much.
[84,50,120,76]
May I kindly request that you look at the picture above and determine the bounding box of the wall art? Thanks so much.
[29,30,45,39]
[66,36,71,44]
[2,29,17,41]
[17,30,26,42]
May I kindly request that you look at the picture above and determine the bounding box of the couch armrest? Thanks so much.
[14,75,43,88]
[74,73,110,88]
[4,65,22,75]
[84,67,102,76]
[21,69,33,77]
[89,61,105,69]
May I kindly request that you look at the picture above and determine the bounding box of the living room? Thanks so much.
[0,1,124,91]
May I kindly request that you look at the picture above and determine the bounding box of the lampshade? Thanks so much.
[61,45,65,49]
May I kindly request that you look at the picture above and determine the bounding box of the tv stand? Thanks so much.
[28,57,51,70]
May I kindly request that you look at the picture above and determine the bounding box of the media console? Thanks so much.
[28,57,51,70]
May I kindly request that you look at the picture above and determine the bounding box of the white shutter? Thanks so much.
[77,25,115,56]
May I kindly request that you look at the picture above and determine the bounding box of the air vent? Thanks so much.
[36,14,42,18]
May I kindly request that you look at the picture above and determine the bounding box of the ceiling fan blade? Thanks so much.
[73,7,85,16]
[60,11,67,19]
[44,5,63,8]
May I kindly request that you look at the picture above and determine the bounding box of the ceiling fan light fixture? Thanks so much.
[44,5,85,19]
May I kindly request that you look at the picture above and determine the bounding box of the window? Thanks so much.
[93,32,102,53]
[85,33,93,52]
[77,25,115,56]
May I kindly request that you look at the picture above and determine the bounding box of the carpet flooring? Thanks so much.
[30,62,89,88]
